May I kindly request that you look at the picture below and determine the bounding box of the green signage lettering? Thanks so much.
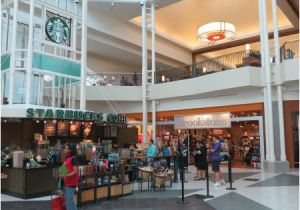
[26,108,34,118]
[65,110,74,119]
[56,110,64,119]
[36,109,44,118]
[74,111,83,120]
[83,112,91,120]
[25,108,126,124]
[44,109,54,118]
[97,113,103,121]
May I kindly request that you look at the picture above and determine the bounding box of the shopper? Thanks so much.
[193,140,207,180]
[132,72,138,86]
[171,140,180,183]
[146,139,157,166]
[208,136,225,187]
[162,141,171,169]
[59,142,79,210]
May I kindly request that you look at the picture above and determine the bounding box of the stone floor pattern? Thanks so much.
[1,167,299,210]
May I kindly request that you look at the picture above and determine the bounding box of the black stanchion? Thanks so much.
[226,157,236,190]
[196,163,214,199]
[177,153,189,204]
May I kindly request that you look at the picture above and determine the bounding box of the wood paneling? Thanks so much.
[192,28,299,55]
[1,121,23,148]
[283,100,299,167]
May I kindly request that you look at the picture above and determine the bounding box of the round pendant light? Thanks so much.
[197,22,236,44]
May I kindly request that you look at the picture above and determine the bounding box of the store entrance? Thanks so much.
[185,116,264,169]
[157,116,264,169]
[230,116,264,169]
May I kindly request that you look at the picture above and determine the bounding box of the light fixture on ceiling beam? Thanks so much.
[197,22,236,45]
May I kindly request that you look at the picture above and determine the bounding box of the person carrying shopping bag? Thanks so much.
[58,142,79,210]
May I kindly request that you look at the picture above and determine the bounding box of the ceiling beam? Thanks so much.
[192,27,299,55]
[277,0,299,27]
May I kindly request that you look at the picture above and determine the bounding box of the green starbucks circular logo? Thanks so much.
[46,17,70,45]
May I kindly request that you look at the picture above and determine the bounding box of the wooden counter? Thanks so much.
[1,167,57,199]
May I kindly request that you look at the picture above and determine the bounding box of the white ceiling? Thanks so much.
[88,0,182,20]
[131,0,294,50]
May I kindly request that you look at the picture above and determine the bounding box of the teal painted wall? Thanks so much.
[1,54,10,70]
[32,53,81,77]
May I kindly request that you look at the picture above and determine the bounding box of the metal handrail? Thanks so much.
[156,50,261,83]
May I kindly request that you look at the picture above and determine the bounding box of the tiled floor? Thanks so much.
[1,166,299,210]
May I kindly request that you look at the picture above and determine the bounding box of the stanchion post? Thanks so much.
[226,157,236,190]
[197,162,214,199]
[177,150,189,204]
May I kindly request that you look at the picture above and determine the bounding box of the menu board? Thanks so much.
[57,121,70,136]
[83,122,92,137]
[44,121,56,136]
[70,121,81,137]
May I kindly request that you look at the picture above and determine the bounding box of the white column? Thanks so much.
[71,86,76,109]
[58,77,61,107]
[141,0,148,143]
[8,0,18,105]
[261,0,276,161]
[272,0,286,161]
[258,0,270,161]
[63,77,67,106]
[72,3,77,59]
[25,0,34,104]
[80,0,87,110]
[151,2,156,142]
[4,9,9,52]
[51,75,55,107]
[68,79,72,108]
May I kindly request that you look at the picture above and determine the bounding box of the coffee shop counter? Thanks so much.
[1,166,57,199]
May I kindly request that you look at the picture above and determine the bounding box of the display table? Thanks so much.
[1,167,57,199]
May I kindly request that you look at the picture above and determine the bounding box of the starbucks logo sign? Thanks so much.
[46,17,70,45]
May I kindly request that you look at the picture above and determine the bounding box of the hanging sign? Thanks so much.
[45,12,71,46]
[174,112,231,129]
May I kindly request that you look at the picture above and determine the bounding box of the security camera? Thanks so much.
[75,0,79,4]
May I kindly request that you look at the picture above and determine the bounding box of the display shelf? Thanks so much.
[77,164,133,206]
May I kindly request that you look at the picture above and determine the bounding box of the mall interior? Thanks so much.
[0,0,299,210]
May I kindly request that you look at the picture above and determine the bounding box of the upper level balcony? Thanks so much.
[84,40,298,101]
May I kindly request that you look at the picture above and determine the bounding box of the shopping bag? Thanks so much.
[51,190,66,210]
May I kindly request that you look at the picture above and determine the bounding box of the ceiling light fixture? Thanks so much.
[197,22,236,45]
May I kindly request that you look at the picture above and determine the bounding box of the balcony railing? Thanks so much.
[85,40,298,86]
[86,72,142,86]
[156,50,261,83]
[280,40,299,61]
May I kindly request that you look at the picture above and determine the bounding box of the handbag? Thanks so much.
[51,190,66,210]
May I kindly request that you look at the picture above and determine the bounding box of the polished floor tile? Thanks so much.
[248,174,299,187]
[1,167,299,210]
[207,192,272,210]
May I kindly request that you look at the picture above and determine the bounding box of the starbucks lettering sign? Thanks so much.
[46,16,70,45]
[26,108,127,124]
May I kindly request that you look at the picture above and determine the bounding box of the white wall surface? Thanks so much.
[149,67,262,100]
[85,86,142,101]
[281,58,299,83]
[87,53,140,73]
